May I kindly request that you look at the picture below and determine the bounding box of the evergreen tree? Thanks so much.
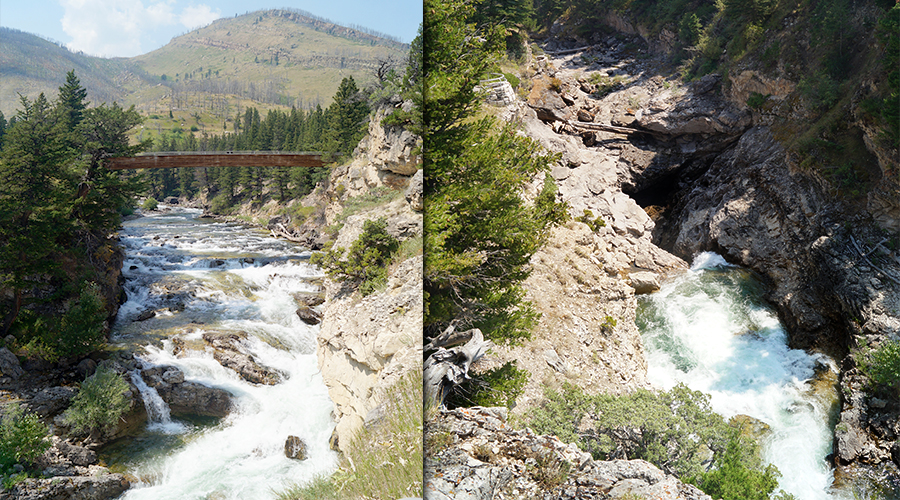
[424,0,568,343]
[322,76,369,159]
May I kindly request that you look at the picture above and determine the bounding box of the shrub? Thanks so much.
[310,218,400,296]
[859,339,900,393]
[141,197,158,211]
[445,361,528,409]
[63,366,131,436]
[209,193,233,214]
[0,404,50,470]
[687,438,785,500]
[58,282,107,358]
[747,92,771,109]
[575,209,606,232]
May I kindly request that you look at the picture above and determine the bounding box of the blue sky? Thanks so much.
[1,0,421,58]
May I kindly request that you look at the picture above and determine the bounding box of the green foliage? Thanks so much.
[209,193,233,214]
[747,92,770,109]
[858,339,900,394]
[0,404,50,470]
[575,209,606,232]
[679,13,703,46]
[141,197,158,211]
[798,71,840,111]
[530,383,789,499]
[311,218,399,296]
[424,0,568,346]
[58,282,107,358]
[321,76,370,160]
[529,383,732,478]
[445,361,528,409]
[63,366,131,436]
[687,438,782,500]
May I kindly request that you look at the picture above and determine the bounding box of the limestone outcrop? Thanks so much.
[425,406,712,500]
[317,254,423,451]
[311,102,423,453]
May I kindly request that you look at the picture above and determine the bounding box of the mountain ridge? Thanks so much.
[0,8,410,135]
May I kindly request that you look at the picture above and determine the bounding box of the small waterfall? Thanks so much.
[130,369,187,435]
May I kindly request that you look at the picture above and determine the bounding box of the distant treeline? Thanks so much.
[145,76,370,206]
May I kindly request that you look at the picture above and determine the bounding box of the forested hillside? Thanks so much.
[0,9,409,144]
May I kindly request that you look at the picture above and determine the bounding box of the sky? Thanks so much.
[0,0,422,58]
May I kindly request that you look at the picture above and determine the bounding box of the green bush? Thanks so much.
[859,339,900,393]
[141,197,158,211]
[687,438,784,500]
[63,366,131,436]
[0,404,50,470]
[445,361,528,409]
[575,209,606,232]
[310,218,400,296]
[58,282,107,358]
[209,193,233,214]
[747,92,771,109]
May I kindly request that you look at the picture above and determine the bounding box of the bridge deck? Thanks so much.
[107,152,325,170]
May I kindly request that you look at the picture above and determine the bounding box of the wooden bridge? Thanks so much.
[107,151,326,170]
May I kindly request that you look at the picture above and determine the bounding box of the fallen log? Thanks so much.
[424,328,493,408]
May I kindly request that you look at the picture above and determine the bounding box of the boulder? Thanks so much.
[76,358,97,379]
[161,382,231,418]
[628,271,660,294]
[0,347,24,380]
[292,291,325,308]
[201,331,283,385]
[295,306,322,325]
[27,387,76,418]
[284,435,308,460]
[56,441,98,467]
[528,77,572,123]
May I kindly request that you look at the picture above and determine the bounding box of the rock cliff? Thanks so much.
[313,103,423,452]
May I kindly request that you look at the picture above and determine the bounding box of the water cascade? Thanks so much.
[129,369,186,435]
[637,252,844,500]
[105,207,337,499]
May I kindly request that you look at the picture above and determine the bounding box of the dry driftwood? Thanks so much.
[424,328,493,408]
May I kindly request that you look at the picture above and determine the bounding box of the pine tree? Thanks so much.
[322,76,369,159]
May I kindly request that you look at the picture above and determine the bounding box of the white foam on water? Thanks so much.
[639,252,840,499]
[113,208,336,500]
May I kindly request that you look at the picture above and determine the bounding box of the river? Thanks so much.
[637,252,846,500]
[102,206,337,499]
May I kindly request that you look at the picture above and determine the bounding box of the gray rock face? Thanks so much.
[425,407,711,500]
[27,387,76,418]
[406,169,424,212]
[3,473,129,500]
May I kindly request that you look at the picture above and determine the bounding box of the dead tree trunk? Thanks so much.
[424,328,493,408]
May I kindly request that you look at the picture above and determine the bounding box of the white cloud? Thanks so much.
[180,4,220,30]
[58,0,219,57]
